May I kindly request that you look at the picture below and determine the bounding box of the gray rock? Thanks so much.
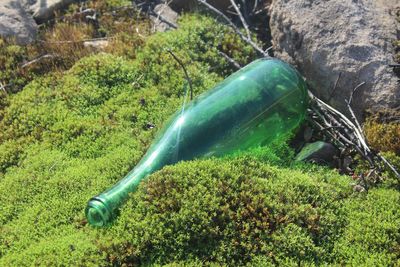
[269,0,400,120]
[295,141,339,166]
[150,3,178,32]
[24,0,76,23]
[0,0,37,44]
[353,184,366,193]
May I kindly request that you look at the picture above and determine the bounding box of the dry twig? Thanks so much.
[21,54,58,68]
[217,50,241,69]
[166,49,194,100]
[196,0,268,57]
[308,90,400,180]
[229,0,251,39]
[38,37,110,44]
[345,82,366,142]
[0,81,8,95]
[327,72,341,101]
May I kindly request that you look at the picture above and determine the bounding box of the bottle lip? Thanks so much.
[85,198,112,227]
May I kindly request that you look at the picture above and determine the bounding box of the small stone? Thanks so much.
[150,4,178,32]
[146,123,155,130]
[83,40,109,51]
[295,141,339,167]
[353,184,366,192]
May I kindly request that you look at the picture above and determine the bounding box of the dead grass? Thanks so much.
[364,114,400,155]
[0,0,151,94]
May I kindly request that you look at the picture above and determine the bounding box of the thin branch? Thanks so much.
[217,50,241,69]
[309,89,400,180]
[308,118,346,148]
[253,8,264,15]
[38,37,110,44]
[378,154,400,179]
[264,46,273,56]
[346,104,365,146]
[327,72,341,102]
[311,92,370,152]
[252,0,259,13]
[0,81,8,95]
[238,0,251,27]
[21,54,57,68]
[348,82,365,106]
[226,10,239,16]
[345,82,366,144]
[166,49,193,100]
[229,0,251,40]
[196,0,268,57]
[310,92,367,153]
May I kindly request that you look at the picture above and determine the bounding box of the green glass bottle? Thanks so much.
[86,58,308,226]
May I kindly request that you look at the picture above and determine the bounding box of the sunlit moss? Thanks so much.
[0,10,399,267]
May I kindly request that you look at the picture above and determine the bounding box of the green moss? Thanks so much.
[0,14,251,265]
[0,13,399,267]
[333,188,400,266]
[102,158,351,266]
[0,39,30,92]
[1,230,103,266]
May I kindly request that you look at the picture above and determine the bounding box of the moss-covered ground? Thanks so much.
[0,10,399,267]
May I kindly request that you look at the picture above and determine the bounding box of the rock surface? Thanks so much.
[0,0,38,44]
[269,0,400,119]
[23,0,75,23]
[150,3,179,32]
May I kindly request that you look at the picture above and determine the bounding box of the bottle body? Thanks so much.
[86,58,308,226]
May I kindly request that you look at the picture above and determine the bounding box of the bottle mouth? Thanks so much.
[85,198,112,227]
